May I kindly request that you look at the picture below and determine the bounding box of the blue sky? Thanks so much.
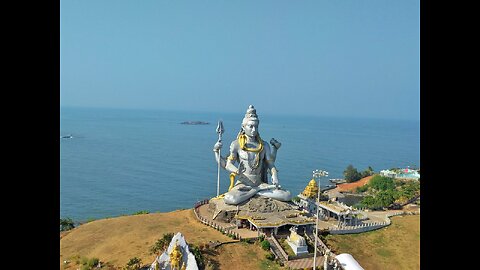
[60,0,419,121]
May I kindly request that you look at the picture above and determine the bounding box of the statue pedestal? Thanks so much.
[203,195,316,237]
[286,239,309,255]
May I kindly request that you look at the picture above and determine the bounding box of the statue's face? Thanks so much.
[243,120,259,137]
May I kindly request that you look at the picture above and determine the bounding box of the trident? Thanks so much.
[215,120,224,197]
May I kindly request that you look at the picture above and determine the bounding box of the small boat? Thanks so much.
[329,178,346,184]
[61,135,73,139]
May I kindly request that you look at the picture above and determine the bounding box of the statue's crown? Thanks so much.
[244,105,258,121]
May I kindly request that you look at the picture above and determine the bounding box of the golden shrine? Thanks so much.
[302,179,319,198]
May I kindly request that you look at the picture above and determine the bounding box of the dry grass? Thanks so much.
[205,241,282,270]
[324,214,420,270]
[60,209,232,269]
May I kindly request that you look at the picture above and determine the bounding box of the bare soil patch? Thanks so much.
[335,175,373,192]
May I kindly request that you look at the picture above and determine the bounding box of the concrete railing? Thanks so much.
[193,199,242,241]
[326,210,415,234]
[194,199,210,209]
[314,233,329,251]
[328,221,390,234]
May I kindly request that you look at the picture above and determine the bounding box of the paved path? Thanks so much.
[287,256,324,269]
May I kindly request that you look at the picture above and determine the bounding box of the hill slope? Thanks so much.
[60,209,233,269]
[324,215,420,270]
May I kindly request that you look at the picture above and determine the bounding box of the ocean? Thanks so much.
[60,107,419,222]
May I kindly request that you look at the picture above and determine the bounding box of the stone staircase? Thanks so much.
[267,237,288,263]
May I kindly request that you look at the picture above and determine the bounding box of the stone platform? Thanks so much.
[207,195,316,229]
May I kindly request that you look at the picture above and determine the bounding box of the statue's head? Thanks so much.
[241,105,259,137]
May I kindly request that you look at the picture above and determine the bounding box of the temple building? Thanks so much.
[295,179,360,227]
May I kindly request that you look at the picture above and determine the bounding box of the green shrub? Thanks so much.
[150,233,174,254]
[190,245,205,269]
[132,210,149,215]
[124,257,142,270]
[356,185,368,193]
[265,252,275,260]
[79,257,89,266]
[261,240,271,250]
[369,175,395,191]
[60,218,75,231]
[87,257,99,268]
[78,257,100,270]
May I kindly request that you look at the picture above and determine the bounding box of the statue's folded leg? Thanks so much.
[257,187,292,202]
[224,184,258,205]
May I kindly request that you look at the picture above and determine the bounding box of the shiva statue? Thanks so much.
[213,105,292,205]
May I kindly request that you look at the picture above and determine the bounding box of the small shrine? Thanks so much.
[286,226,308,255]
[149,232,198,270]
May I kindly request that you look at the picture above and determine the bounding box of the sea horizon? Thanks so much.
[60,105,420,123]
[60,106,419,222]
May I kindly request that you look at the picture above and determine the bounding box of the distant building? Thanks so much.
[379,169,397,178]
[380,168,420,180]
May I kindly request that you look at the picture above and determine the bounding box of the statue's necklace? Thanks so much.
[238,134,263,153]
[238,134,263,169]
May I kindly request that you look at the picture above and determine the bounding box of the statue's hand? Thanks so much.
[272,174,279,187]
[213,141,223,152]
[237,161,246,175]
[270,138,282,150]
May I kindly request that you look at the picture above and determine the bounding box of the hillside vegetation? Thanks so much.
[355,175,420,210]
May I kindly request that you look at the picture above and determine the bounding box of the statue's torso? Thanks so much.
[230,139,269,186]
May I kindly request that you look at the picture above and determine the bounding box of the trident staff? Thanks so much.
[215,121,224,197]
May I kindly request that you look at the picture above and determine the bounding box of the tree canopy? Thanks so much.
[60,218,75,231]
[343,164,375,182]
[343,164,362,183]
[354,175,420,210]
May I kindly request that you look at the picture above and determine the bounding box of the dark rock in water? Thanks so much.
[180,121,210,125]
